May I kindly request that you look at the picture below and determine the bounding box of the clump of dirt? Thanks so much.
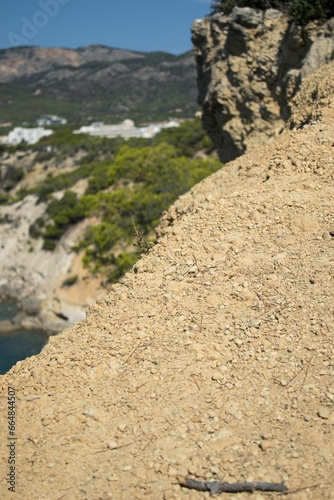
[0,62,333,500]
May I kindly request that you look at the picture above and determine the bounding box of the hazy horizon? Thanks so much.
[0,42,196,56]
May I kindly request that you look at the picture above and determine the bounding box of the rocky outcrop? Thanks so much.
[0,195,103,334]
[192,8,334,162]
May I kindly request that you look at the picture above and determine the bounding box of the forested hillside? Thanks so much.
[1,120,220,285]
[0,45,197,124]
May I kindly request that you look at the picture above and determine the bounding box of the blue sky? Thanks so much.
[1,0,212,54]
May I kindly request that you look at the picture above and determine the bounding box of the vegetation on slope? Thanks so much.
[3,120,221,283]
[211,0,334,25]
[0,49,197,126]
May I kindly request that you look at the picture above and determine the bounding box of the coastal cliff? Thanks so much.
[192,7,334,161]
[0,193,103,334]
[0,148,105,333]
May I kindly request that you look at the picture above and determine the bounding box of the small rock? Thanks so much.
[322,231,331,241]
[187,465,197,476]
[260,440,273,451]
[132,467,148,480]
[209,465,220,475]
[318,407,330,419]
[83,406,102,421]
[249,318,261,329]
[41,417,52,427]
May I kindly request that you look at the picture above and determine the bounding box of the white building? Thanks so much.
[74,119,140,140]
[74,119,180,140]
[6,127,53,146]
[139,120,180,139]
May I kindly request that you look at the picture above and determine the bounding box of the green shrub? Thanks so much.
[47,191,85,226]
[289,0,334,25]
[152,119,215,157]
[43,223,65,240]
[30,164,93,203]
[211,0,289,14]
[41,191,85,250]
[85,223,123,254]
[35,149,54,162]
[42,239,57,251]
[0,193,11,205]
[106,252,138,283]
[85,160,113,194]
[108,142,179,185]
[29,216,45,239]
[211,0,334,24]
[62,275,78,287]
[2,167,24,192]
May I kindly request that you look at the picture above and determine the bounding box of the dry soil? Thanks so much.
[0,62,333,500]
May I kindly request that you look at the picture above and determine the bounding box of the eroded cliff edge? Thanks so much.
[192,7,334,162]
[0,61,333,499]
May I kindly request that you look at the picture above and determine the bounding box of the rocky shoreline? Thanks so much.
[0,195,104,335]
[0,284,79,335]
[0,319,24,334]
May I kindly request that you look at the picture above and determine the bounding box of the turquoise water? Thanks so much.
[0,301,48,375]
[0,300,19,320]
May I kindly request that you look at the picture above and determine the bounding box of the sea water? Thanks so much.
[0,301,48,375]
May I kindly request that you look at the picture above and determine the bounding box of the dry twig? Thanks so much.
[177,476,287,495]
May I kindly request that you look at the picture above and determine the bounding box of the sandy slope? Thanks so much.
[0,63,333,500]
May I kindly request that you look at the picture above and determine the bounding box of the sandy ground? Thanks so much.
[0,63,333,499]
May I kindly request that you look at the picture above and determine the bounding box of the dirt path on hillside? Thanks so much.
[0,63,333,500]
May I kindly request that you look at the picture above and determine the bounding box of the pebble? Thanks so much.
[318,407,330,419]
[82,407,102,422]
[260,440,273,451]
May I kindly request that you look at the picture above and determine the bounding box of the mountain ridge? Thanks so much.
[0,45,197,124]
